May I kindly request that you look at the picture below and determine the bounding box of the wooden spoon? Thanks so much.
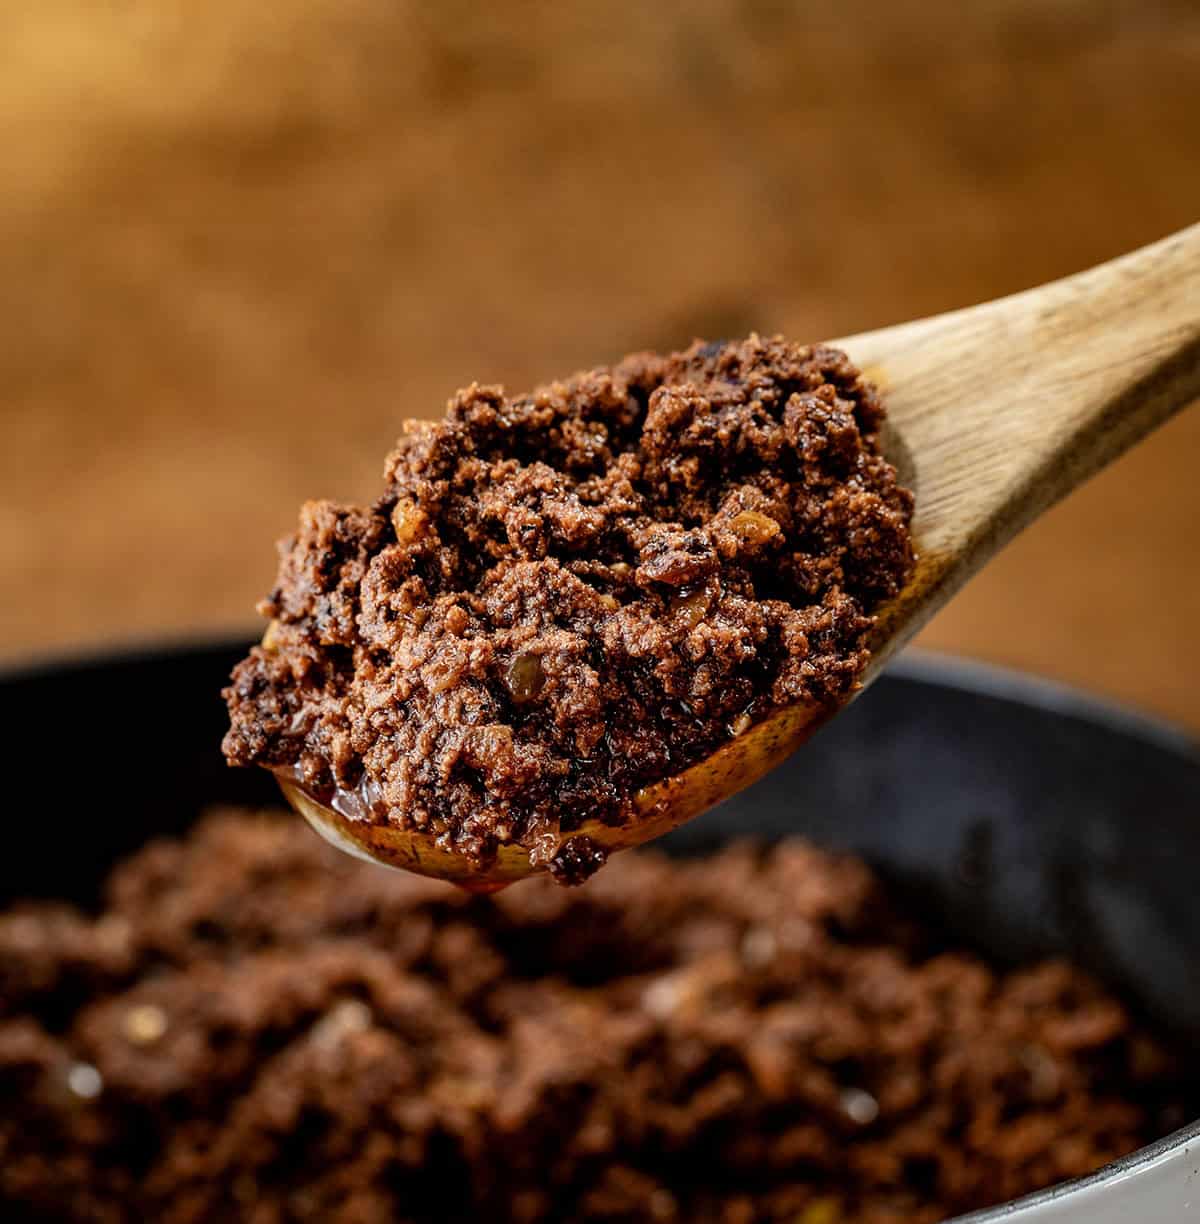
[278,224,1200,888]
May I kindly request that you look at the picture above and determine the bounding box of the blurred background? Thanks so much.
[3,0,1198,728]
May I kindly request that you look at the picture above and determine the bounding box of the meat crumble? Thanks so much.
[0,810,1190,1223]
[223,337,914,876]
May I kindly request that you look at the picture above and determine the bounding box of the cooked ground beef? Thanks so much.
[223,337,914,877]
[0,809,1190,1223]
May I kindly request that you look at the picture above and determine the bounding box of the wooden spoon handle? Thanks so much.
[839,223,1200,674]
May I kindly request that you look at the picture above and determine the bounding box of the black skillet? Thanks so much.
[3,640,1198,1220]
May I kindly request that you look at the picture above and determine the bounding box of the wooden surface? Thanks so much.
[3,0,1200,730]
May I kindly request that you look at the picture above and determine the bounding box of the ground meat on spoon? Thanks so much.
[222,336,915,879]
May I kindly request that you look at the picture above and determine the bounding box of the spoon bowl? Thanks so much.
[276,697,832,889]
[274,224,1200,886]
